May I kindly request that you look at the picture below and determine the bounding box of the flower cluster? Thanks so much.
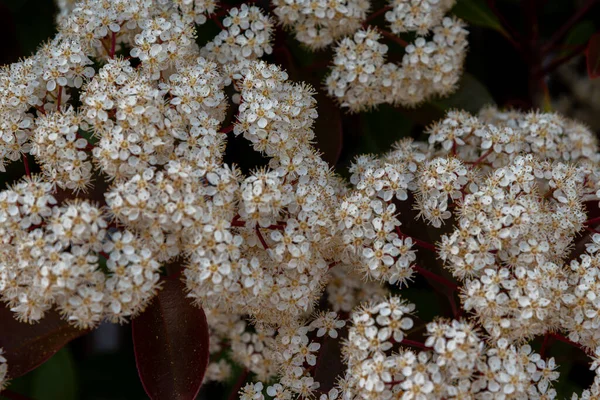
[441,154,586,340]
[201,4,274,72]
[339,301,561,399]
[0,177,161,328]
[235,311,347,399]
[326,17,468,111]
[386,0,456,35]
[181,60,346,326]
[31,106,93,191]
[272,0,369,49]
[4,0,600,398]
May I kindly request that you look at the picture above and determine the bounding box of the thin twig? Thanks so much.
[466,148,494,167]
[220,125,235,134]
[540,333,552,358]
[110,31,117,58]
[399,339,429,351]
[22,154,30,177]
[255,225,269,250]
[377,29,408,47]
[363,6,392,26]
[542,0,598,54]
[412,264,459,292]
[56,86,63,109]
[585,216,600,226]
[212,14,225,31]
[549,333,591,355]
[486,0,522,50]
[538,43,587,77]
[395,227,437,252]
[228,369,250,400]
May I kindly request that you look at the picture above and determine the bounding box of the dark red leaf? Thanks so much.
[0,306,87,378]
[586,32,600,79]
[132,277,210,400]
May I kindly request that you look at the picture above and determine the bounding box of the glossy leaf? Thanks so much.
[587,32,600,79]
[564,21,596,47]
[132,277,210,400]
[430,73,496,114]
[31,348,78,400]
[452,0,508,36]
[0,306,87,378]
[360,105,414,154]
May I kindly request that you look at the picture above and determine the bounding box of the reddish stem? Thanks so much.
[220,124,234,134]
[549,333,590,354]
[395,227,437,252]
[56,86,63,109]
[228,369,250,400]
[310,336,328,378]
[110,32,117,58]
[412,264,459,292]
[399,339,429,351]
[99,251,111,259]
[231,217,285,231]
[467,148,494,167]
[585,216,600,227]
[540,333,552,358]
[22,154,30,177]
[377,29,408,47]
[448,294,461,318]
[211,14,225,31]
[255,225,269,250]
[363,6,392,25]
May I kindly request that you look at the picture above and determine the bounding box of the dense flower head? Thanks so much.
[386,0,456,35]
[0,176,161,328]
[4,0,600,398]
[326,17,469,111]
[272,0,370,49]
[201,4,274,72]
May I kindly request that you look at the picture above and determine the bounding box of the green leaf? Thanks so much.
[564,21,596,48]
[399,287,444,322]
[430,73,496,114]
[451,0,508,36]
[360,104,414,155]
[30,348,78,400]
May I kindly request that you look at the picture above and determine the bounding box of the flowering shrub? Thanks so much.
[1,0,600,399]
